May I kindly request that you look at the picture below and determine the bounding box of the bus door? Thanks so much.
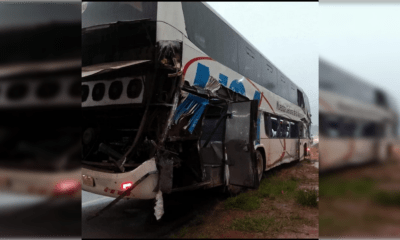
[225,100,259,188]
[198,102,227,187]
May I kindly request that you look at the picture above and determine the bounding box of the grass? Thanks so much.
[224,192,261,211]
[319,176,375,198]
[373,191,400,207]
[196,233,210,239]
[230,216,276,233]
[230,214,313,233]
[320,176,400,208]
[170,226,189,238]
[257,175,298,199]
[296,189,318,207]
[224,175,299,211]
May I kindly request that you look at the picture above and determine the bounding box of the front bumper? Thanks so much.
[82,158,159,199]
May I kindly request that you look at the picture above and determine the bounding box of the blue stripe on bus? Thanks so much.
[173,93,209,133]
[253,91,261,144]
[253,91,261,101]
[193,63,210,88]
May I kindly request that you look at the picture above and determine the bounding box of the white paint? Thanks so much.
[157,2,188,38]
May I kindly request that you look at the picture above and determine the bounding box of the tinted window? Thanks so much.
[182,2,238,72]
[362,122,378,138]
[340,120,356,138]
[290,121,299,138]
[271,117,279,138]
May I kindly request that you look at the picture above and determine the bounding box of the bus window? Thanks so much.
[353,121,364,138]
[290,121,299,138]
[282,120,290,138]
[297,90,305,108]
[325,116,340,138]
[278,119,284,138]
[271,117,279,138]
[362,122,378,138]
[340,120,356,138]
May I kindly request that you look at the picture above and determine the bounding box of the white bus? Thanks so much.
[319,59,398,171]
[81,2,312,216]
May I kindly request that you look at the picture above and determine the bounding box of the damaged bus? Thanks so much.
[319,59,398,171]
[81,2,312,218]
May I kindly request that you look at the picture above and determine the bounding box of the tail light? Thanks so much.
[53,179,81,197]
[121,182,133,190]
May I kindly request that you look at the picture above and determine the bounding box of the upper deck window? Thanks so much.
[297,90,305,108]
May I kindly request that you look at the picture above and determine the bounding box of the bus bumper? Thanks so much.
[0,167,81,199]
[82,158,159,199]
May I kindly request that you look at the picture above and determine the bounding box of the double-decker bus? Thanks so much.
[319,58,398,171]
[0,2,81,199]
[81,2,312,217]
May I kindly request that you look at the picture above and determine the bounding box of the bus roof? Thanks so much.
[320,58,397,112]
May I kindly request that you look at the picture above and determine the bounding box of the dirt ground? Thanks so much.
[319,144,400,238]
[168,146,319,239]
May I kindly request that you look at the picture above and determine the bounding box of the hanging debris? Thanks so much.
[154,190,164,221]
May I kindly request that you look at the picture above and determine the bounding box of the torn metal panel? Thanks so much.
[204,75,222,93]
[173,93,209,133]
[181,76,250,104]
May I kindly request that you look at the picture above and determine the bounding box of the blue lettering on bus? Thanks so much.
[219,74,228,87]
[229,80,246,95]
[193,63,210,88]
[193,63,246,96]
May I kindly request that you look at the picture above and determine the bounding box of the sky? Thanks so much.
[206,2,319,125]
[319,2,400,114]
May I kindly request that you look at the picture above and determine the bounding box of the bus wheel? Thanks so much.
[256,150,264,183]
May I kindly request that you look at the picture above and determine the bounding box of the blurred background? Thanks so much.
[0,1,81,238]
[319,0,400,238]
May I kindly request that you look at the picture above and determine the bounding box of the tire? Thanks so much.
[256,150,264,183]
